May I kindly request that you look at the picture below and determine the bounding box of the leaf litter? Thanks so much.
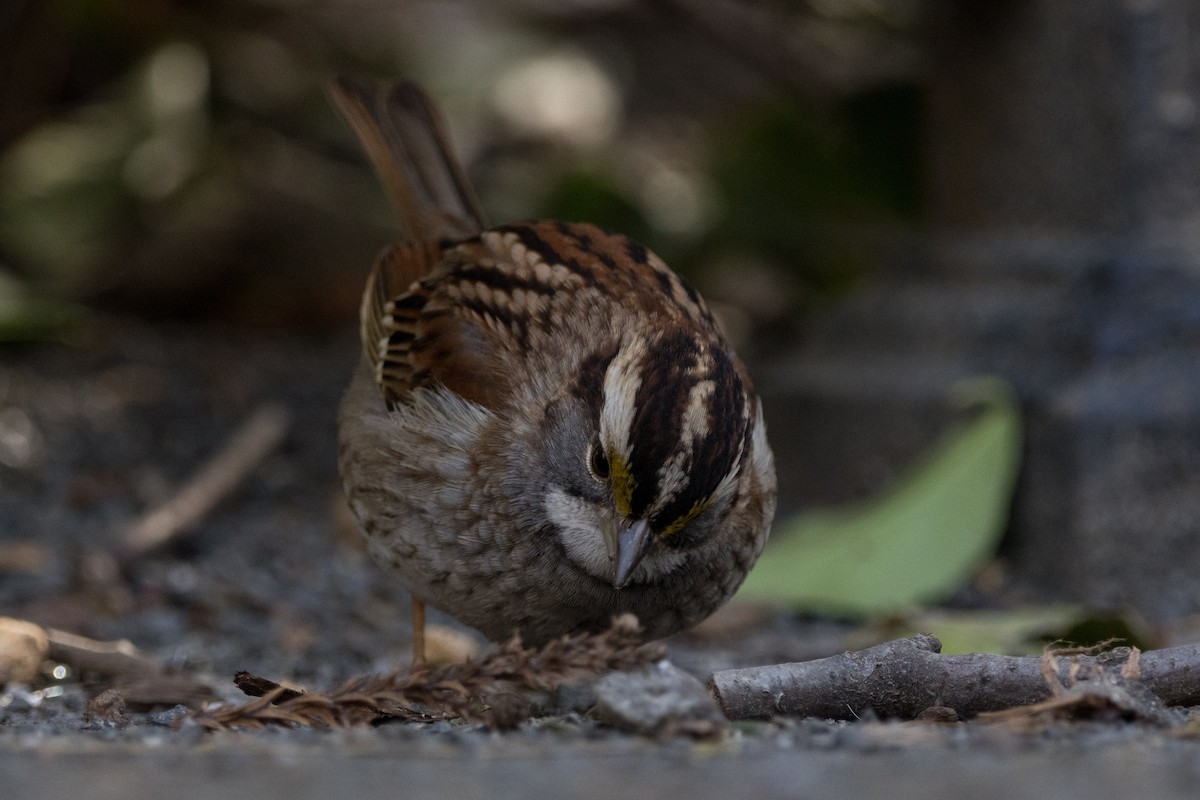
[191,614,663,731]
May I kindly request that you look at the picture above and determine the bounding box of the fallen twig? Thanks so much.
[120,403,291,560]
[46,626,158,679]
[192,614,662,731]
[709,634,1200,721]
[42,625,214,709]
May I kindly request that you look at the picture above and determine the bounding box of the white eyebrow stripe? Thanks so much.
[679,376,713,443]
[599,337,645,465]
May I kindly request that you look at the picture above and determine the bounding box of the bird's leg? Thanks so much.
[409,596,427,673]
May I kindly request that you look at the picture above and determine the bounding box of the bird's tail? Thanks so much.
[328,75,485,241]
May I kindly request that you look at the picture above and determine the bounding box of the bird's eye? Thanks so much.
[587,439,610,481]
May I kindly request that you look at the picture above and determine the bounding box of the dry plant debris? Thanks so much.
[191,614,663,731]
[977,645,1184,728]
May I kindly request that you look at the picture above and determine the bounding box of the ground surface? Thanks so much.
[2,321,1199,799]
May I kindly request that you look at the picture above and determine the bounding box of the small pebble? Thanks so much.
[149,703,191,727]
[592,660,727,738]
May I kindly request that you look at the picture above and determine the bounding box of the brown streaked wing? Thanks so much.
[407,301,517,411]
[490,221,718,330]
[365,238,525,412]
[360,241,443,405]
[367,219,722,414]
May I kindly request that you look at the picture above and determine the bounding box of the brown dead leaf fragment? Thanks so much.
[85,688,129,725]
[233,671,306,702]
[192,614,662,732]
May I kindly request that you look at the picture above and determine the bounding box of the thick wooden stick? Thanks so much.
[708,634,1200,721]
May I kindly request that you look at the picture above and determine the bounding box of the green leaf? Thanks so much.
[888,607,1085,656]
[736,377,1023,616]
[870,607,1157,655]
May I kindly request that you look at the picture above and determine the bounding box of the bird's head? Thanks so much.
[540,326,757,588]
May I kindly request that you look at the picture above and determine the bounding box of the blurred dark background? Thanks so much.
[4,0,1200,626]
[0,0,923,331]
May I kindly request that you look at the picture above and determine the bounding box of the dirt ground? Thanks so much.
[3,321,1199,799]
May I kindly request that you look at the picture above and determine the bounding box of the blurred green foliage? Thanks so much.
[703,85,922,297]
[539,169,657,249]
[871,608,1159,656]
[0,0,925,333]
[0,272,83,341]
[884,607,1084,656]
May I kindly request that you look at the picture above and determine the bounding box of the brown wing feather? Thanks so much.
[362,240,515,410]
[409,304,515,410]
[361,241,443,405]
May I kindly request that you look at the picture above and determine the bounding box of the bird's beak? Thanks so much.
[612,518,653,589]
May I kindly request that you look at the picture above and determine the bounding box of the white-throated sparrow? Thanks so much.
[331,76,776,666]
